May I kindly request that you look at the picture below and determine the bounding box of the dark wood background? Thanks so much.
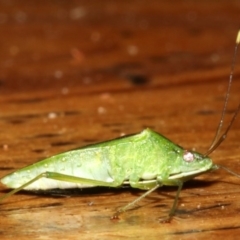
[0,1,240,239]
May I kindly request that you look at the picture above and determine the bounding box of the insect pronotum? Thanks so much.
[0,31,240,222]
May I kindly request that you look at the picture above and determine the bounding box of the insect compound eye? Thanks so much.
[183,150,194,162]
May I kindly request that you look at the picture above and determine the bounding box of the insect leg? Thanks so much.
[112,183,161,219]
[0,171,122,203]
[159,179,183,223]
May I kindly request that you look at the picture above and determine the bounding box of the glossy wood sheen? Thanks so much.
[0,1,240,239]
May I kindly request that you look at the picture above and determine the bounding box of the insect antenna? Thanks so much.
[203,30,240,157]
[204,104,240,156]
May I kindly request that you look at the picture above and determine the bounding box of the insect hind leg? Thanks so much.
[0,171,122,203]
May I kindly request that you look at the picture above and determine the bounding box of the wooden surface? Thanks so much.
[0,1,240,239]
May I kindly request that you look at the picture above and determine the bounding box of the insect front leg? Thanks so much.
[159,178,184,223]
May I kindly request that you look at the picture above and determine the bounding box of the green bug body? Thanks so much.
[0,129,213,191]
[0,128,216,221]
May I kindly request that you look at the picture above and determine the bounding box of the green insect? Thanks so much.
[0,31,240,222]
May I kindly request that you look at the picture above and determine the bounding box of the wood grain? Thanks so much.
[0,1,240,239]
